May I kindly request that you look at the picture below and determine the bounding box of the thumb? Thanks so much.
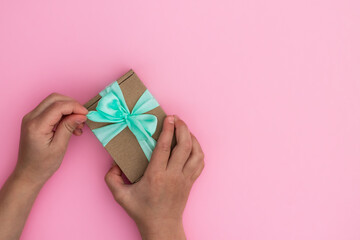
[52,114,87,148]
[105,164,128,204]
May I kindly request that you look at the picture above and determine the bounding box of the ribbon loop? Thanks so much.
[87,81,159,161]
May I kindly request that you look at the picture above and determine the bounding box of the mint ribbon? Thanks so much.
[87,81,159,161]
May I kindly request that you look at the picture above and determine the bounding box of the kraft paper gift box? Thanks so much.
[84,69,167,183]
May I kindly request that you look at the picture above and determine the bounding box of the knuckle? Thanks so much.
[63,121,75,133]
[23,119,37,132]
[21,113,31,124]
[191,166,204,181]
[48,92,61,100]
[177,119,186,127]
[180,123,189,133]
[197,150,205,160]
[69,101,79,108]
[192,157,205,172]
[169,173,184,185]
[194,155,203,165]
[199,159,205,170]
[157,141,171,153]
[104,173,109,182]
[188,159,205,182]
[52,100,70,109]
[50,101,62,109]
[50,92,59,97]
[198,160,205,172]
[162,127,173,136]
[148,172,165,185]
[176,119,189,130]
[104,172,112,184]
[182,139,192,152]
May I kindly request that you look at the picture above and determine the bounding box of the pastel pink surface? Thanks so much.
[1,0,360,239]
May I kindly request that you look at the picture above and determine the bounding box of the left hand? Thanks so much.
[15,93,88,185]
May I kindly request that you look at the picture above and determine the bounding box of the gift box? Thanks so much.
[84,69,167,183]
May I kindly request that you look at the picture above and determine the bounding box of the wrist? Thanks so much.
[12,166,47,190]
[136,218,186,240]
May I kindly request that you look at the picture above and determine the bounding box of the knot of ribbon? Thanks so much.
[87,81,159,161]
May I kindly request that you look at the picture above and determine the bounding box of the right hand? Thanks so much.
[16,93,88,185]
[105,115,204,240]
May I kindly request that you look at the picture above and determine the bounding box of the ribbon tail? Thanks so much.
[137,135,157,161]
[127,115,158,161]
[92,122,127,147]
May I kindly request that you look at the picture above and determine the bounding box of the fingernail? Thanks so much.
[82,106,89,112]
[76,120,86,124]
[168,115,174,124]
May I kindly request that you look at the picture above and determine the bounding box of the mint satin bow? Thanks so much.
[87,81,159,161]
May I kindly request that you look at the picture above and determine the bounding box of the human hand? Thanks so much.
[15,93,88,186]
[105,115,204,240]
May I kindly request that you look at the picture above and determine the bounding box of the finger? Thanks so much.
[105,165,128,204]
[52,114,87,148]
[73,128,83,136]
[167,115,192,171]
[71,122,84,136]
[35,100,88,133]
[147,115,175,172]
[183,134,205,182]
[107,164,123,179]
[28,93,75,119]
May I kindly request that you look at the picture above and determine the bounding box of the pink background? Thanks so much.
[1,0,360,239]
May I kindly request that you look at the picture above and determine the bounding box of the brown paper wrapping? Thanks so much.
[84,70,166,183]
